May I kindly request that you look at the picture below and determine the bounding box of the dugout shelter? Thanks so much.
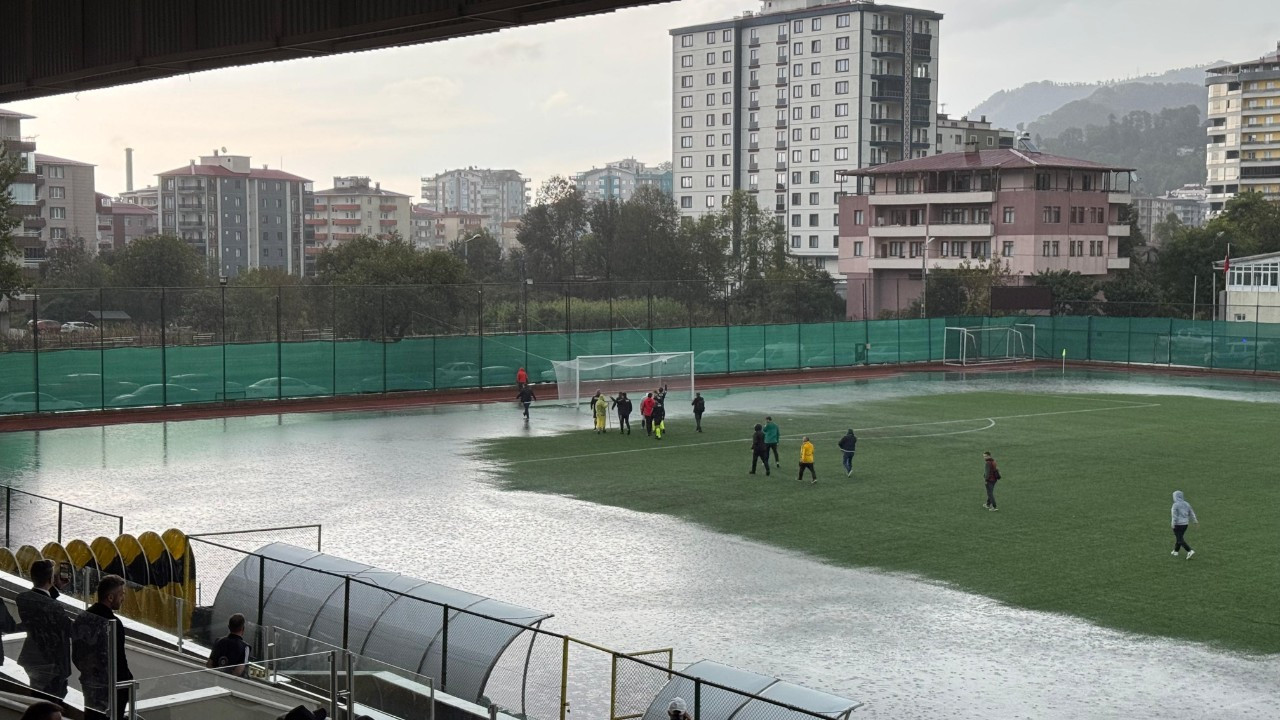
[643,660,862,720]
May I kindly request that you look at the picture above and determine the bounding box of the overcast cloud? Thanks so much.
[7,0,1279,199]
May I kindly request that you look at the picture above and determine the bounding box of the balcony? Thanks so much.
[0,136,36,153]
[775,162,787,171]
[775,119,787,129]
[775,98,788,108]
[930,223,994,237]
[314,233,329,241]
[870,139,901,147]
[748,143,759,152]
[870,116,903,124]
[748,80,759,89]
[22,216,46,229]
[304,218,327,226]
[332,218,361,226]
[870,26,904,35]
[1107,257,1131,270]
[177,219,205,229]
[868,225,926,238]
[913,32,933,44]
[869,190,995,205]
[774,204,786,213]
[748,187,759,193]
[748,102,760,110]
[870,49,904,59]
[177,202,204,210]
[1108,224,1131,237]
[775,140,787,150]
[912,75,933,84]
[749,58,760,69]
[379,204,398,212]
[871,89,904,101]
[333,232,358,241]
[749,163,760,172]
[776,55,788,65]
[913,46,932,57]
[379,219,398,226]
[749,36,760,47]
[776,32,788,43]
[911,117,931,126]
[330,203,360,211]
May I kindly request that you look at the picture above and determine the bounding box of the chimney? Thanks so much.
[125,148,134,192]
[213,149,219,157]
[965,141,980,154]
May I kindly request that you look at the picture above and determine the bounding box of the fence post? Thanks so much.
[694,678,702,720]
[99,287,107,409]
[332,284,337,394]
[440,604,449,691]
[106,618,118,720]
[1086,315,1094,362]
[560,636,570,720]
[275,289,283,399]
[57,501,63,544]
[128,679,137,720]
[32,292,40,412]
[328,650,339,720]
[345,650,355,716]
[256,556,266,653]
[160,287,168,406]
[4,486,9,547]
[478,285,485,388]
[380,289,388,392]
[342,576,350,651]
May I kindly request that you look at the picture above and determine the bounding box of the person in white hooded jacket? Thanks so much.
[667,697,692,720]
[1170,490,1199,559]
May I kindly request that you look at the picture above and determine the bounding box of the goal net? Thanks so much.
[943,324,1036,366]
[551,352,695,407]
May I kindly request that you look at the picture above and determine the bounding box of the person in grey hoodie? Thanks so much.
[1171,490,1199,559]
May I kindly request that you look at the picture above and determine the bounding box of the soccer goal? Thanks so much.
[551,351,695,407]
[943,324,1037,366]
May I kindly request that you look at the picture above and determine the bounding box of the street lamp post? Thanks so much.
[921,237,936,318]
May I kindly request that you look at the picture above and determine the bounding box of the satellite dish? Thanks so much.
[220,146,227,153]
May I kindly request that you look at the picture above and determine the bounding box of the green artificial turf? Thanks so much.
[481,388,1280,654]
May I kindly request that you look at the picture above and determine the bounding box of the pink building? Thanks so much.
[836,147,1134,318]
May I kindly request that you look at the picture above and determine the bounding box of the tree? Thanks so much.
[518,176,587,281]
[1029,269,1099,315]
[0,148,27,300]
[925,258,1012,316]
[37,239,108,322]
[1153,193,1280,307]
[448,228,503,282]
[108,234,208,288]
[1103,256,1163,316]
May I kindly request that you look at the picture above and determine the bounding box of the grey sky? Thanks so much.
[9,0,1279,200]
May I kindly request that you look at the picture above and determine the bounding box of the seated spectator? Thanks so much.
[20,701,64,720]
[206,613,250,676]
[278,707,328,720]
[17,560,72,699]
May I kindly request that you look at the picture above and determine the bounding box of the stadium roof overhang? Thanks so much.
[0,0,669,104]
[643,660,863,720]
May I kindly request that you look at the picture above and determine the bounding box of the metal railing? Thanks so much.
[1,484,124,547]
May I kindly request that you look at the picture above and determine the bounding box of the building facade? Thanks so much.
[1133,183,1208,244]
[1205,43,1280,214]
[308,176,413,257]
[574,158,673,202]
[156,152,311,277]
[935,113,1013,155]
[98,198,158,252]
[1,107,41,270]
[671,1,941,271]
[34,153,99,260]
[117,185,160,212]
[836,146,1133,318]
[1216,251,1280,324]
[419,168,528,235]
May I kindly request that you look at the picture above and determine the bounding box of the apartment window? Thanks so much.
[722,71,732,84]
[50,206,66,219]
[51,228,67,240]
[722,91,732,104]
[792,192,803,205]
[835,147,849,161]
[681,195,693,208]
[835,125,849,139]
[681,55,693,68]
[723,28,733,42]
[681,75,693,88]
[791,235,802,248]
[49,187,66,199]
[835,81,849,95]
[779,152,789,165]
[793,62,804,78]
[836,36,849,51]
[1002,241,1014,257]
[972,242,990,259]
[792,171,803,183]
[854,210,865,225]
[1042,240,1060,257]
[1069,240,1084,256]
[706,133,716,146]
[722,49,732,63]
[791,214,801,227]
[810,61,820,75]
[810,83,821,97]
[809,235,819,248]
[681,136,693,148]
[853,240,864,256]
[810,105,821,118]
[706,93,716,105]
[793,85,803,99]
[680,176,693,188]
[792,149,803,162]
[1035,172,1052,190]
[680,156,693,168]
[835,103,849,117]
[792,128,803,141]
[1090,240,1104,256]
[681,115,693,128]
[793,42,803,55]
[810,127,821,140]
[706,195,716,207]
[706,73,716,86]
[1003,206,1015,223]
[810,171,820,183]
[722,130,732,143]
[707,52,716,65]
[809,149,820,162]
[681,95,693,108]
[808,192,820,204]
[792,19,803,33]
[808,213,819,226]
[811,40,821,53]
[706,31,716,44]
[792,107,803,120]
[706,175,716,188]
[1042,206,1061,223]
[722,153,731,165]
[706,155,716,167]
[681,34,693,47]
[837,14,850,28]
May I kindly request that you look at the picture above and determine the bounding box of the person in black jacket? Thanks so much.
[611,393,633,434]
[72,575,131,720]
[17,560,72,699]
[838,429,858,477]
[749,424,771,476]
[650,397,667,439]
[691,393,705,432]
[516,385,536,419]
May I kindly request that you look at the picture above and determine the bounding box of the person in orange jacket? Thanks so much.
[798,436,817,484]
[515,367,528,389]
[640,392,655,435]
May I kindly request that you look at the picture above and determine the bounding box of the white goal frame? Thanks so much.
[552,351,695,407]
[943,324,1037,366]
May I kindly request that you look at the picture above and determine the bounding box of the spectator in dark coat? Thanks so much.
[17,559,72,699]
[750,424,771,476]
[691,393,706,432]
[72,575,131,720]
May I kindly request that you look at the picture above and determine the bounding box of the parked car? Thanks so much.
[27,319,62,333]
[435,362,480,386]
[245,377,329,399]
[45,374,139,404]
[0,392,84,413]
[168,374,246,400]
[355,374,433,393]
[109,384,203,407]
[60,321,97,333]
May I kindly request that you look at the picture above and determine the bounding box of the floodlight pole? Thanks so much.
[921,237,936,318]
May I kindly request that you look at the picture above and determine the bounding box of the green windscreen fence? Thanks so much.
[4,315,1280,414]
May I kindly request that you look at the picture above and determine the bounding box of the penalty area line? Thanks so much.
[503,402,1159,464]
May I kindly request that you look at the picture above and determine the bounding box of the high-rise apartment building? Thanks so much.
[156,152,311,277]
[419,168,529,236]
[574,158,674,202]
[309,175,413,250]
[35,153,99,253]
[1205,43,1280,214]
[671,0,941,270]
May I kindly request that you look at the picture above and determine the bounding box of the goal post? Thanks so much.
[943,325,1035,366]
[551,351,695,407]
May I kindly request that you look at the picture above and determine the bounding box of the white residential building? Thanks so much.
[1205,43,1280,214]
[419,168,528,236]
[671,0,941,270]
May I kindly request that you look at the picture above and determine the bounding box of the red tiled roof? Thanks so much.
[315,186,411,198]
[109,202,156,215]
[156,164,310,182]
[841,149,1134,177]
[35,152,95,167]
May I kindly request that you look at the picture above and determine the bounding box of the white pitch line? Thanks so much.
[873,417,996,440]
[504,402,1159,464]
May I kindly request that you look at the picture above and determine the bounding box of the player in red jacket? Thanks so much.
[640,393,655,435]
[516,367,528,389]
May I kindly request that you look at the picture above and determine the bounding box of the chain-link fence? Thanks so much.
[0,485,124,550]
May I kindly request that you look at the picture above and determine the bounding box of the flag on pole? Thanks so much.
[1223,250,1230,279]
